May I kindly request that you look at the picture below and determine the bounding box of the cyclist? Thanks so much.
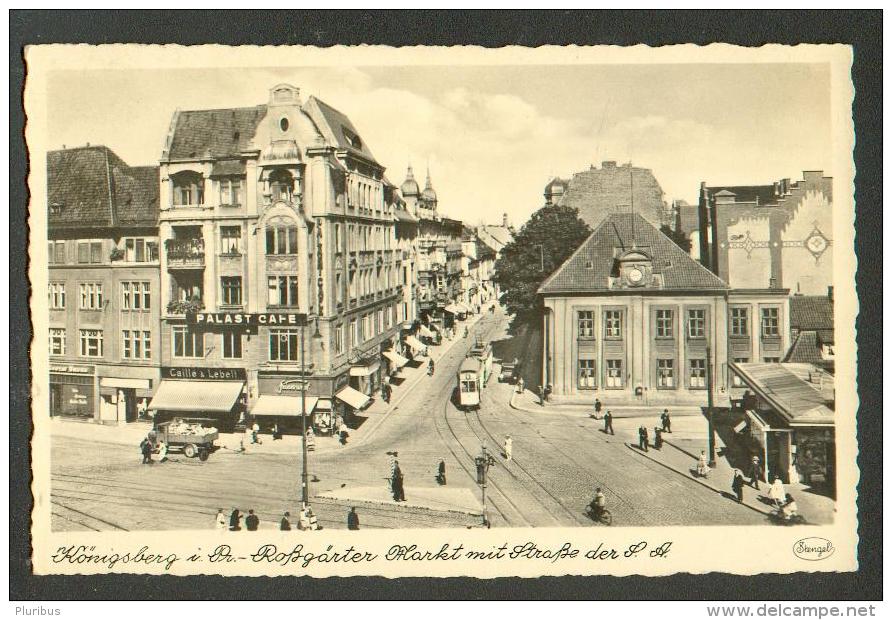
[590,487,607,520]
[428,359,435,376]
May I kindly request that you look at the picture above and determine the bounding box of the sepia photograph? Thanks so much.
[23,40,861,580]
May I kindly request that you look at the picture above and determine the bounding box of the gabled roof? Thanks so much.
[790,295,834,343]
[48,146,159,229]
[706,184,778,205]
[303,96,379,165]
[167,105,267,160]
[539,212,727,295]
[784,331,824,366]
[478,224,513,250]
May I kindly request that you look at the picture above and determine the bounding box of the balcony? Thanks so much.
[166,238,205,268]
[166,297,205,316]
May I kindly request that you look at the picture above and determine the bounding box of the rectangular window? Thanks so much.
[577,310,594,338]
[121,281,150,310]
[266,226,298,255]
[79,329,103,358]
[656,309,674,338]
[122,330,151,360]
[172,326,203,358]
[386,305,394,328]
[48,283,66,309]
[350,319,359,348]
[606,359,623,388]
[657,359,675,387]
[48,241,66,264]
[222,332,243,359]
[731,358,749,387]
[123,238,158,262]
[604,310,622,338]
[220,226,242,254]
[761,307,780,337]
[79,282,104,310]
[763,357,780,363]
[377,309,384,335]
[269,328,300,362]
[219,178,244,206]
[362,315,371,341]
[267,275,298,307]
[221,276,243,306]
[578,359,596,389]
[731,307,749,337]
[49,328,66,355]
[689,358,706,388]
[334,325,345,355]
[687,309,706,338]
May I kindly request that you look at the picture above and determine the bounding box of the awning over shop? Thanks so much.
[251,395,319,417]
[457,302,473,313]
[336,386,371,410]
[405,335,427,353]
[383,350,409,368]
[418,326,435,338]
[731,362,835,427]
[148,380,244,413]
[349,361,381,377]
[444,304,463,314]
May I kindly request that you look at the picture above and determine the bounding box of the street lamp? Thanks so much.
[298,317,310,506]
[706,345,717,468]
[474,440,497,527]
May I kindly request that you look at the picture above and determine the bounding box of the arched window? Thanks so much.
[269,169,294,203]
[171,171,204,207]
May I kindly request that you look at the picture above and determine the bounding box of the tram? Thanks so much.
[457,357,481,410]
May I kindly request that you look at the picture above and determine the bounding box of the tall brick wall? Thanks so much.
[558,161,666,228]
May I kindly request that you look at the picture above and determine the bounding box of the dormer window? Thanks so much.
[171,171,205,207]
[49,202,64,215]
[343,127,362,149]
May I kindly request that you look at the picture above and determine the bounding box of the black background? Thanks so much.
[9,9,882,601]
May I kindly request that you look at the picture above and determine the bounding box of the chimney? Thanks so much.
[502,213,508,228]
[769,277,777,289]
[828,286,834,302]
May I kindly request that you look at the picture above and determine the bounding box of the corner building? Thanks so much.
[153,84,402,433]
[539,213,789,405]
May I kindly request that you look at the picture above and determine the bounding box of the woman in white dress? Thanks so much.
[696,450,710,477]
[769,477,787,508]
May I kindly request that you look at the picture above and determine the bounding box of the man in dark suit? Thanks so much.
[347,507,360,530]
[245,509,260,531]
[603,410,614,435]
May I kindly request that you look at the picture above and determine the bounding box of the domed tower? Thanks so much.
[421,168,438,208]
[401,164,421,216]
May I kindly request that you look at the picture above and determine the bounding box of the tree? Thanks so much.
[493,204,591,324]
[660,224,692,253]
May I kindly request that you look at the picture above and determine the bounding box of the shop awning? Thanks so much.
[457,302,473,313]
[349,361,381,377]
[405,335,427,352]
[336,386,371,410]
[251,395,319,417]
[383,350,409,368]
[148,380,244,413]
[418,326,435,338]
[444,304,463,314]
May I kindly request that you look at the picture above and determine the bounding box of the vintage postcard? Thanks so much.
[26,43,857,578]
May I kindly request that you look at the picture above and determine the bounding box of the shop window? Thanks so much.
[604,310,623,339]
[689,358,706,388]
[79,282,104,310]
[172,171,205,207]
[687,309,706,338]
[731,307,749,337]
[761,307,780,338]
[221,276,243,306]
[655,309,674,339]
[122,330,151,360]
[577,310,594,338]
[606,359,623,388]
[266,225,298,255]
[49,328,66,356]
[220,226,242,254]
[79,329,104,358]
[269,328,300,362]
[222,331,243,359]
[122,281,150,310]
[578,359,596,389]
[267,275,298,307]
[657,359,675,388]
[48,283,66,309]
[172,326,204,359]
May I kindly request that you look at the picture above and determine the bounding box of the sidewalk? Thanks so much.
[316,485,482,516]
[509,388,703,418]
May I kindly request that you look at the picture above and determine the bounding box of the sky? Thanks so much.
[45,62,832,226]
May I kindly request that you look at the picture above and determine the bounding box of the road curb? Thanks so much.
[623,443,772,517]
[314,492,483,518]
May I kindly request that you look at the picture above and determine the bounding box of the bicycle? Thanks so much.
[585,503,613,526]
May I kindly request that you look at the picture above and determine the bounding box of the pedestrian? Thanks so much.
[272,423,282,441]
[244,424,253,446]
[437,459,447,485]
[140,435,153,464]
[603,410,614,435]
[697,450,710,478]
[545,384,553,402]
[157,440,168,463]
[517,376,525,394]
[391,460,405,502]
[229,508,242,531]
[338,422,349,446]
[750,455,763,489]
[279,511,292,531]
[245,509,259,531]
[251,421,261,444]
[306,427,316,452]
[769,477,786,509]
[299,504,319,530]
[661,409,672,433]
[594,398,602,417]
[347,507,360,530]
[381,383,389,403]
[732,470,746,503]
[638,426,649,452]
[538,385,545,406]
[215,508,227,530]
[504,435,513,462]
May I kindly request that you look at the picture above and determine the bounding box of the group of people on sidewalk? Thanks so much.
[139,432,168,464]
[217,504,326,531]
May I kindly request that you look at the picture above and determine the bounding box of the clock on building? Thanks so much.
[617,249,652,288]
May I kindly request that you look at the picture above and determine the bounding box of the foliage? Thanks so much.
[493,205,591,324]
[109,247,125,262]
[660,224,693,253]
[166,298,204,315]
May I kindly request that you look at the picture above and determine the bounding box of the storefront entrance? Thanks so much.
[49,371,95,419]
